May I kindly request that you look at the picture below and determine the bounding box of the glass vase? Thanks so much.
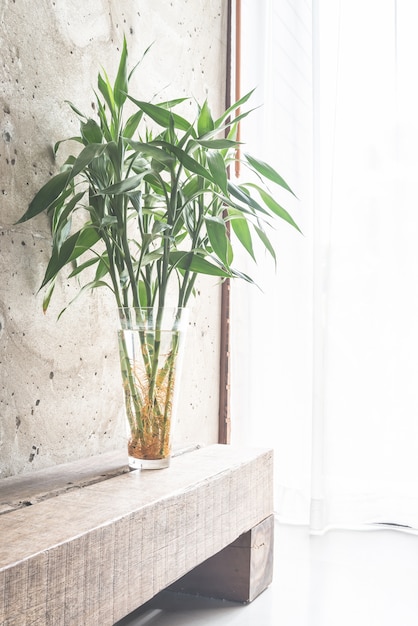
[118,307,188,470]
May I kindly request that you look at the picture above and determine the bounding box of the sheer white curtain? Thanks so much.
[231,0,418,532]
[230,0,314,524]
[311,0,418,532]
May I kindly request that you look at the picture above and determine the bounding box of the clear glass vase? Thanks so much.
[118,307,188,470]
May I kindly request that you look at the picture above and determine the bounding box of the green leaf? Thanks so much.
[127,96,193,133]
[137,279,147,307]
[157,97,189,110]
[81,118,103,144]
[246,183,302,233]
[170,251,232,277]
[205,216,232,266]
[99,172,148,195]
[128,191,142,214]
[206,150,228,195]
[114,36,128,108]
[141,250,164,266]
[181,175,202,198]
[123,110,143,139]
[70,143,107,180]
[64,100,87,120]
[244,154,296,196]
[95,94,112,141]
[54,136,83,155]
[68,226,100,262]
[42,279,56,313]
[41,236,76,288]
[127,140,174,165]
[99,215,118,227]
[215,89,256,127]
[41,226,100,288]
[54,191,86,239]
[67,253,109,282]
[196,138,239,149]
[98,70,115,113]
[229,212,255,261]
[128,40,154,82]
[227,267,255,284]
[197,107,256,144]
[227,181,269,216]
[68,255,100,278]
[223,108,257,135]
[254,225,277,265]
[57,279,111,320]
[174,124,196,153]
[158,142,214,182]
[105,141,121,172]
[54,216,72,250]
[197,100,214,136]
[16,171,70,223]
[95,255,109,280]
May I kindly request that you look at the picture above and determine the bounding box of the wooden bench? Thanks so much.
[0,444,274,625]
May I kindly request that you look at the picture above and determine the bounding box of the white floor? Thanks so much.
[117,521,418,625]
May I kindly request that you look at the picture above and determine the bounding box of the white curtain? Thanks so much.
[231,0,418,532]
[230,0,314,524]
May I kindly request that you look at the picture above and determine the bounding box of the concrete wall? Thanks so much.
[0,0,227,477]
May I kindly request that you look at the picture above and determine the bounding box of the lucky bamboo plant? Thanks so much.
[17,37,300,465]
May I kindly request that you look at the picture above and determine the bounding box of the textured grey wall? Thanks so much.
[0,0,226,477]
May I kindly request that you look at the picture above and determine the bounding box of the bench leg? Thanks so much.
[169,514,274,603]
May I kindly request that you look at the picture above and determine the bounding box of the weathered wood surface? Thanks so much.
[0,444,273,625]
[0,445,201,514]
[0,450,129,514]
[169,513,274,603]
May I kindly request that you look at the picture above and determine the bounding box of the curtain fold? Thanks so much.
[232,0,418,533]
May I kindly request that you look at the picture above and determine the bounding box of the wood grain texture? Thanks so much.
[0,445,273,625]
[169,513,274,602]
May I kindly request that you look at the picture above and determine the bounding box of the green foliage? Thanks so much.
[17,36,299,314]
